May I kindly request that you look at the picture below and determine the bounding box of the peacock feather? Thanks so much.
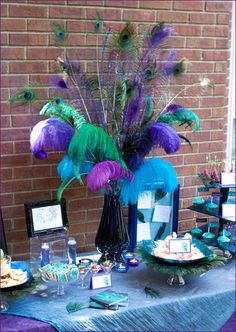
[9,87,37,105]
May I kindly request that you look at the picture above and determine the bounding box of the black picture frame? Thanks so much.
[25,199,68,238]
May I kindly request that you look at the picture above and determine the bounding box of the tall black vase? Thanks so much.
[95,193,130,263]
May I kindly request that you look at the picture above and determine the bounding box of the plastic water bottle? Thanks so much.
[40,242,50,267]
[68,237,77,265]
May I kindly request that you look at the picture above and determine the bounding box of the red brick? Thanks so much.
[1,128,30,142]
[2,179,32,194]
[69,197,104,210]
[1,155,32,169]
[206,1,232,12]
[0,194,14,206]
[213,84,227,94]
[123,9,155,22]
[49,34,85,47]
[1,168,13,181]
[67,0,103,5]
[176,165,197,177]
[49,7,86,19]
[9,5,48,17]
[27,48,60,60]
[0,142,14,154]
[13,166,51,179]
[139,0,171,9]
[87,8,122,21]
[190,13,216,24]
[189,62,214,73]
[210,131,224,140]
[0,115,11,127]
[217,13,230,24]
[202,26,229,37]
[1,19,26,31]
[173,1,204,11]
[14,191,52,204]
[199,141,224,153]
[0,62,8,74]
[9,61,48,74]
[28,0,66,4]
[186,38,215,49]
[14,141,31,154]
[202,50,229,61]
[158,11,188,23]
[1,47,25,60]
[215,39,229,49]
[27,20,52,32]
[32,177,61,190]
[6,229,28,242]
[201,96,226,108]
[9,33,48,46]
[174,25,201,36]
[105,0,138,8]
[1,4,8,16]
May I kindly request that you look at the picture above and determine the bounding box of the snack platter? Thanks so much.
[142,235,213,265]
[40,262,79,283]
[1,268,28,289]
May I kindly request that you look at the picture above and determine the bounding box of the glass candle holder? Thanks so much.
[192,197,205,209]
[115,261,129,273]
[202,232,215,245]
[127,257,140,267]
[217,235,230,250]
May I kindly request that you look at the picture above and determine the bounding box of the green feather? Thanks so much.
[142,96,153,124]
[95,11,103,32]
[68,124,127,181]
[9,87,37,105]
[40,98,86,130]
[144,286,161,299]
[174,108,200,132]
[157,113,175,126]
[57,176,75,201]
[114,23,136,53]
[51,22,67,42]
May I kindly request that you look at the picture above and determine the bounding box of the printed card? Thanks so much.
[169,239,191,253]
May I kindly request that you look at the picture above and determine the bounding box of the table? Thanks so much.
[1,259,235,332]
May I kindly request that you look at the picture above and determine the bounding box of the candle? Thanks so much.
[40,243,50,267]
[123,252,134,260]
[127,257,139,267]
[78,258,93,267]
[115,261,129,273]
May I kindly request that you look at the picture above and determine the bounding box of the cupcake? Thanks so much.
[206,202,218,214]
[202,232,215,245]
[217,235,230,250]
[0,249,11,277]
[190,227,203,239]
[192,197,205,209]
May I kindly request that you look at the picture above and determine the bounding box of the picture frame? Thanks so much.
[25,199,68,238]
[128,185,179,250]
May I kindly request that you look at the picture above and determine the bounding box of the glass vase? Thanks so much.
[95,193,130,263]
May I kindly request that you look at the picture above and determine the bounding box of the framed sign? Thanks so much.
[25,199,68,238]
[128,186,179,250]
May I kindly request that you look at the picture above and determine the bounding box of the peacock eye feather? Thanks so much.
[143,61,157,81]
[54,97,62,105]
[113,23,137,53]
[95,11,103,32]
[51,22,67,42]
[173,58,189,77]
[9,87,37,105]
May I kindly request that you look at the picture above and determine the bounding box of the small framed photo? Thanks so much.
[25,199,68,238]
[169,238,191,254]
[90,274,112,290]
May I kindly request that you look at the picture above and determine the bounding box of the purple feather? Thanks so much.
[148,122,180,154]
[30,118,74,159]
[49,75,67,89]
[86,161,133,192]
[150,24,174,47]
[164,104,182,114]
[163,51,177,76]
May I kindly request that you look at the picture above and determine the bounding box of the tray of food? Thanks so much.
[142,233,213,265]
[0,250,32,289]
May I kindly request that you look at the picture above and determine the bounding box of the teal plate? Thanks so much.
[142,239,214,265]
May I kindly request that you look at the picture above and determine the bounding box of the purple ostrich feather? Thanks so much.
[30,118,74,159]
[164,104,183,114]
[148,122,180,154]
[86,161,133,192]
[150,25,174,47]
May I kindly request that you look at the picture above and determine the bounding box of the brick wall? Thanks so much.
[0,0,233,259]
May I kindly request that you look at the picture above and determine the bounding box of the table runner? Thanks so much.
[1,260,235,331]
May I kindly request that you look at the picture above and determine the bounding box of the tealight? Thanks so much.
[190,227,203,239]
[78,258,93,267]
[123,252,134,260]
[127,257,139,267]
[115,261,129,273]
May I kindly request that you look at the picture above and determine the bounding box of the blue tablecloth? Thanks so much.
[1,260,235,331]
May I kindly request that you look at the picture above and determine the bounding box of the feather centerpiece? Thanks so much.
[10,15,211,204]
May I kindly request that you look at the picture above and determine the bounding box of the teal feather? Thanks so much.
[142,96,153,124]
[120,157,178,205]
[158,108,200,132]
[174,108,200,132]
[95,11,103,32]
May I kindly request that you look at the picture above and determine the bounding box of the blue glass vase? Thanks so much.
[95,193,130,263]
